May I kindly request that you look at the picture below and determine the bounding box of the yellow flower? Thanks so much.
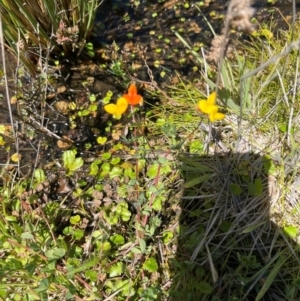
[11,153,21,162]
[198,92,217,113]
[197,92,225,122]
[104,97,128,118]
[208,111,225,122]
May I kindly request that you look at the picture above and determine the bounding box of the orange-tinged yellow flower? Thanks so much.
[197,92,225,122]
[104,97,128,117]
[123,83,143,106]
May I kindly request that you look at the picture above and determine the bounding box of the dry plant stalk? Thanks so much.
[207,0,256,63]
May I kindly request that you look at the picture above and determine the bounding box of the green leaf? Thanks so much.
[109,166,123,178]
[63,150,84,174]
[143,258,158,272]
[21,232,34,239]
[5,216,17,222]
[248,178,263,196]
[89,162,99,176]
[63,226,73,236]
[283,226,298,239]
[131,247,142,254]
[45,248,66,261]
[255,255,285,301]
[70,215,81,225]
[189,140,204,153]
[111,157,121,165]
[140,239,146,253]
[96,241,111,252]
[34,169,45,184]
[66,257,100,278]
[147,164,160,179]
[162,231,174,243]
[99,162,111,178]
[34,278,49,293]
[147,162,171,179]
[69,157,84,172]
[85,270,98,282]
[97,136,107,145]
[139,287,159,300]
[198,281,213,294]
[63,150,76,168]
[0,289,6,298]
[184,174,211,188]
[104,211,118,225]
[219,221,232,233]
[110,234,125,245]
[152,196,163,211]
[116,202,131,221]
[230,183,242,195]
[102,152,111,160]
[92,230,102,238]
[89,94,96,102]
[242,221,267,233]
[161,163,172,175]
[262,155,273,174]
[73,229,84,240]
[109,262,125,277]
[179,157,213,172]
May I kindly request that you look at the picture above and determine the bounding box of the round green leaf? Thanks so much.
[110,234,125,245]
[21,232,34,239]
[97,137,107,145]
[198,281,213,294]
[45,248,66,261]
[70,215,81,225]
[230,183,242,196]
[283,226,298,239]
[143,258,158,272]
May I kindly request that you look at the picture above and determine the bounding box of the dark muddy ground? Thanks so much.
[94,0,299,84]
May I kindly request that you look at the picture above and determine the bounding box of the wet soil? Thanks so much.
[94,0,300,84]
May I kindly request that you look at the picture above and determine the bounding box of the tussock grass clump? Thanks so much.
[1,0,102,74]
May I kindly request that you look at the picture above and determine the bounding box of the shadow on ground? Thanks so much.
[169,151,300,301]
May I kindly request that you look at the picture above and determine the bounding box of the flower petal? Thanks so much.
[123,93,143,106]
[206,105,219,114]
[198,100,209,113]
[128,83,138,96]
[115,97,128,114]
[104,104,117,114]
[209,112,225,122]
[130,95,143,106]
[207,92,216,105]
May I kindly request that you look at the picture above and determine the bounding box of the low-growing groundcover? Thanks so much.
[1,0,300,300]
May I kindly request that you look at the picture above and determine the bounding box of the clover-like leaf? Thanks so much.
[109,262,125,277]
[143,257,158,272]
[69,157,84,172]
[116,202,131,222]
[34,168,45,184]
[248,178,263,196]
[110,234,125,245]
[70,215,81,225]
[45,248,66,261]
[97,136,107,145]
[230,183,242,196]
